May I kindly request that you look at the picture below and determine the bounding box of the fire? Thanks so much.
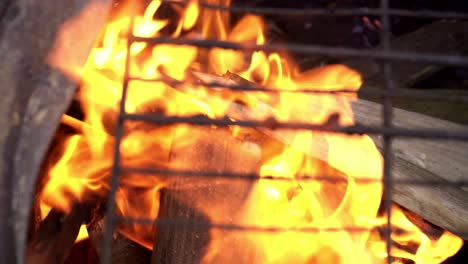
[41,0,463,262]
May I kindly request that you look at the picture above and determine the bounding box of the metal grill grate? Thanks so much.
[98,1,468,263]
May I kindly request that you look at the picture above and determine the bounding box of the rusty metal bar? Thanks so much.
[380,0,394,262]
[161,0,468,19]
[113,216,468,240]
[123,113,468,140]
[129,76,468,104]
[132,36,468,67]
[100,1,468,262]
[100,18,135,264]
[121,166,468,188]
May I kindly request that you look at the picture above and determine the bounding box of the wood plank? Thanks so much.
[390,156,468,241]
[191,71,468,191]
[188,71,468,240]
[352,100,468,239]
[368,89,468,125]
[25,205,89,264]
[0,0,112,262]
[88,205,152,264]
[151,127,261,264]
[351,99,468,192]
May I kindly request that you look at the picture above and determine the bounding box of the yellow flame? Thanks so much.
[41,0,463,261]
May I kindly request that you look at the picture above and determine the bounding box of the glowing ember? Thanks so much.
[41,0,463,263]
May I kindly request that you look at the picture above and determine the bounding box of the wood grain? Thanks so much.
[351,99,468,192]
[26,205,89,264]
[189,71,468,240]
[151,127,261,264]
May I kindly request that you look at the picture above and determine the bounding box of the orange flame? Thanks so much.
[41,0,462,261]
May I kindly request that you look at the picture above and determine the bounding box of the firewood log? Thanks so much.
[184,71,468,240]
[25,204,90,264]
[64,239,99,264]
[152,127,262,264]
[87,203,152,264]
[152,189,211,264]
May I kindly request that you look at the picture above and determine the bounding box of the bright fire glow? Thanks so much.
[41,0,463,262]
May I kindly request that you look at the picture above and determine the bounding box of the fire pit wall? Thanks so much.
[15,0,468,263]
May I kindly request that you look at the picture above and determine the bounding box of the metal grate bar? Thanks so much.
[380,0,394,262]
[123,113,468,140]
[114,216,468,239]
[98,2,468,264]
[129,76,468,104]
[119,217,409,233]
[100,19,135,264]
[161,0,468,19]
[122,166,468,187]
[132,36,468,67]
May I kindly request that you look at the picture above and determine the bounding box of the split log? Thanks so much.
[353,96,468,239]
[0,0,112,262]
[351,99,468,193]
[151,127,262,264]
[152,189,211,264]
[399,205,444,242]
[87,203,152,264]
[379,205,448,264]
[64,239,99,264]
[25,205,89,264]
[185,71,468,240]
[388,153,468,241]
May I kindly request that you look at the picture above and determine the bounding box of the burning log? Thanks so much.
[352,99,468,240]
[186,71,468,241]
[152,127,262,263]
[152,189,211,264]
[26,204,90,264]
[64,239,99,264]
[87,203,152,264]
[399,205,445,242]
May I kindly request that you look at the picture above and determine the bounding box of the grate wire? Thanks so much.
[99,2,468,263]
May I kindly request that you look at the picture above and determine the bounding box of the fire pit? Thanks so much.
[1,0,467,263]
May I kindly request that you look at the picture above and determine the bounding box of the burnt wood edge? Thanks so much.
[151,189,211,264]
[87,202,152,264]
[389,152,468,241]
[26,204,91,264]
[195,71,468,240]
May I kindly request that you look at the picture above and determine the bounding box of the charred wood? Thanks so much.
[188,71,468,241]
[64,239,99,264]
[398,205,444,242]
[88,203,152,264]
[25,204,90,264]
[152,189,211,264]
[151,127,262,263]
